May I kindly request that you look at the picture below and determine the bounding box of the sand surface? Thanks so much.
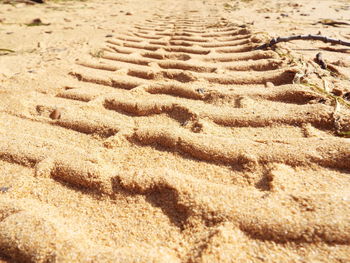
[0,0,350,262]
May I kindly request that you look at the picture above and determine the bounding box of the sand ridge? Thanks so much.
[0,0,350,262]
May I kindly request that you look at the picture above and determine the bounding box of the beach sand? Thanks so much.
[0,0,350,262]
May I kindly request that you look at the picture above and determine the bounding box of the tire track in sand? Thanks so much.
[1,0,350,262]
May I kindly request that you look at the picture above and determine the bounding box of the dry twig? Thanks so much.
[256,34,350,50]
[1,0,44,4]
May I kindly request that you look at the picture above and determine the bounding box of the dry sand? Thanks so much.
[0,0,350,262]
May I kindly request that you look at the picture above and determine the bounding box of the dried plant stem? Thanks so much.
[256,34,350,50]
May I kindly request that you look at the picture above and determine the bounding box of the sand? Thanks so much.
[0,0,350,262]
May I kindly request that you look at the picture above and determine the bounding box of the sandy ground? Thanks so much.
[0,0,350,262]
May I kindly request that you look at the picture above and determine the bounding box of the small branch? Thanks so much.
[1,0,43,4]
[255,34,350,50]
